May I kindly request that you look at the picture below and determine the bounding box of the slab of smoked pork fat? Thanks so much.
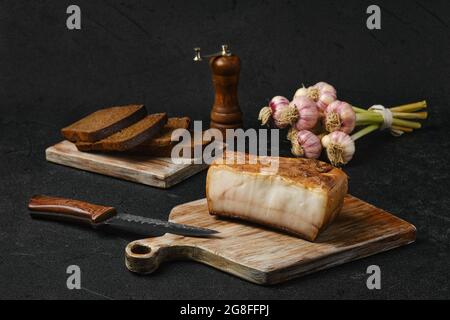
[206,154,348,241]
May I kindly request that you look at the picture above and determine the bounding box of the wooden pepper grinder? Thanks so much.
[194,45,243,139]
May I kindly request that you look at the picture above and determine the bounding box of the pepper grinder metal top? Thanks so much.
[194,44,243,139]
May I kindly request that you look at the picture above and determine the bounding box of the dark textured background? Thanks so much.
[0,0,449,299]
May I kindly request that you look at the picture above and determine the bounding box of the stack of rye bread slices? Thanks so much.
[61,104,210,157]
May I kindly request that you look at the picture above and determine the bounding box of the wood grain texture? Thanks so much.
[45,140,210,188]
[125,195,416,285]
[209,55,243,138]
[28,195,116,224]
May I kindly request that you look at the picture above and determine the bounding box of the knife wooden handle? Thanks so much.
[28,195,116,225]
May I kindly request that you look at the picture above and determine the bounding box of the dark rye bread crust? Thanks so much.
[138,117,191,147]
[129,131,212,157]
[61,104,147,142]
[76,113,167,152]
[128,117,191,155]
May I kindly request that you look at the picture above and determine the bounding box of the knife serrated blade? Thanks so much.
[28,195,219,238]
[104,213,219,237]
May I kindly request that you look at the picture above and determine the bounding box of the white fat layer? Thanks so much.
[207,168,329,237]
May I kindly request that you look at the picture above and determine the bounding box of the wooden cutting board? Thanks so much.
[46,140,213,188]
[125,196,416,285]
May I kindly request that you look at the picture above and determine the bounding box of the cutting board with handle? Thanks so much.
[125,195,416,285]
[46,140,219,188]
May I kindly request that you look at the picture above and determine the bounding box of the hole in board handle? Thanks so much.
[131,244,151,255]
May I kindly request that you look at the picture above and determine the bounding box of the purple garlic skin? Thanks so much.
[312,82,337,111]
[324,100,356,134]
[269,96,290,128]
[258,96,290,128]
[321,131,355,166]
[294,82,337,111]
[291,96,319,131]
[292,130,322,159]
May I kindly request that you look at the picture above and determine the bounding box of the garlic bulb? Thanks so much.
[312,82,337,111]
[282,96,319,131]
[321,131,355,166]
[289,129,322,159]
[258,96,291,128]
[293,86,309,99]
[324,100,356,134]
[294,82,337,111]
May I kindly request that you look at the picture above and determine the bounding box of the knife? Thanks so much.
[28,195,219,238]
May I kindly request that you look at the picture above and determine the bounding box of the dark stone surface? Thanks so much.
[0,0,449,299]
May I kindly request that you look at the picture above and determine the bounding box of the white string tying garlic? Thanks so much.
[368,105,403,137]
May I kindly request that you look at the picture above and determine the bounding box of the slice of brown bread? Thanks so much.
[146,117,191,147]
[162,132,212,158]
[131,117,191,151]
[61,104,147,142]
[75,113,168,152]
[129,130,212,158]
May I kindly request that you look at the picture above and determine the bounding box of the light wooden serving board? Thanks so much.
[46,140,211,188]
[126,196,416,285]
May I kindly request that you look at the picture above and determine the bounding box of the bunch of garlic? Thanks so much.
[258,81,428,166]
